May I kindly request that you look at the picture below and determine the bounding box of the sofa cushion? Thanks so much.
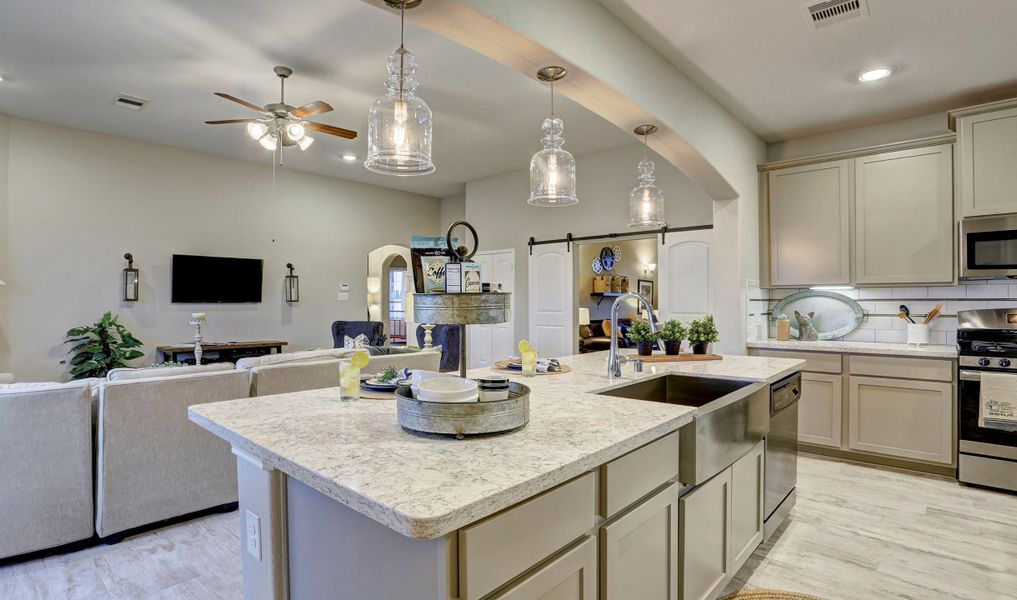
[0,381,76,392]
[344,334,371,350]
[365,346,424,356]
[234,349,348,370]
[107,362,235,382]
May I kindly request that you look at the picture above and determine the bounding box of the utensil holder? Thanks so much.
[907,323,930,346]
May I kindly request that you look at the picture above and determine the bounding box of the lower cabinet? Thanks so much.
[729,442,764,571]
[679,469,730,600]
[492,536,598,600]
[799,373,843,448]
[600,482,679,600]
[848,376,954,465]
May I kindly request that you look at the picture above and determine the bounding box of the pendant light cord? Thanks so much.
[399,2,405,101]
[550,79,555,117]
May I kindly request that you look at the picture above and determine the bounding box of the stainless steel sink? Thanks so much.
[598,374,769,485]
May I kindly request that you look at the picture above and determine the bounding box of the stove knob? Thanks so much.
[979,357,991,367]
[1000,358,1012,368]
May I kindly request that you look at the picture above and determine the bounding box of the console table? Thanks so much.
[156,341,287,365]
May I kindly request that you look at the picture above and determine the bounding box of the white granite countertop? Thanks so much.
[747,339,958,359]
[188,351,804,540]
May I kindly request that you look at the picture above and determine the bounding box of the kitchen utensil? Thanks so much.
[924,303,943,324]
[897,311,910,322]
[899,305,916,324]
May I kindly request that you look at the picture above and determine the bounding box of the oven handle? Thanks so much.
[959,370,982,382]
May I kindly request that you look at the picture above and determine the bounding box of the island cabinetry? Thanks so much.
[600,431,680,518]
[490,536,597,600]
[729,442,765,570]
[600,482,680,600]
[952,99,1017,217]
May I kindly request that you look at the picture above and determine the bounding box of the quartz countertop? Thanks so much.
[188,351,804,540]
[746,339,958,359]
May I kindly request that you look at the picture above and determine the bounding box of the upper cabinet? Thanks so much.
[952,99,1017,218]
[767,160,852,286]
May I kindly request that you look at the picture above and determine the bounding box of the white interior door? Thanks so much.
[528,243,574,359]
[658,230,713,325]
[469,250,515,368]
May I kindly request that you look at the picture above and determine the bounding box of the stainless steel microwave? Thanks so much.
[961,214,1017,279]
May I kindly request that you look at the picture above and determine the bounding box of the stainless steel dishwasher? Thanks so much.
[764,372,800,540]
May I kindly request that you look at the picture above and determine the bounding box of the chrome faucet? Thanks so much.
[608,293,661,378]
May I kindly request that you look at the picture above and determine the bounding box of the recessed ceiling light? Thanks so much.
[0,75,5,83]
[858,67,893,82]
[341,153,357,162]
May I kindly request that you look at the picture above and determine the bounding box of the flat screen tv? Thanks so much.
[171,254,263,303]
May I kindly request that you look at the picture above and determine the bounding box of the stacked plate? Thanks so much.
[360,374,409,393]
[412,377,479,403]
[477,375,510,402]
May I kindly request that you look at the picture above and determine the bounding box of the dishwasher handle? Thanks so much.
[771,375,802,413]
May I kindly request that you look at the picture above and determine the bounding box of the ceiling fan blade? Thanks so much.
[290,100,333,119]
[305,121,357,139]
[214,92,268,114]
[204,119,256,125]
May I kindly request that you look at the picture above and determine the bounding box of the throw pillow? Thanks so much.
[344,334,371,350]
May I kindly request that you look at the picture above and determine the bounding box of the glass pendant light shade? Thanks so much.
[528,116,577,206]
[247,121,268,140]
[628,124,665,227]
[365,46,434,176]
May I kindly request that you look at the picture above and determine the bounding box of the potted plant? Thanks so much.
[61,311,145,379]
[688,315,719,355]
[626,321,659,356]
[659,320,688,355]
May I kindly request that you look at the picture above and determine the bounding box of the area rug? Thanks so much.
[720,590,825,600]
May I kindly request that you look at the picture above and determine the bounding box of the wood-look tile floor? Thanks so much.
[1,454,1015,599]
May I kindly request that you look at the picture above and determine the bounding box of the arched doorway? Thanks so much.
[367,245,414,346]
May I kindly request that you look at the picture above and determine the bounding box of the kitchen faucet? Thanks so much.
[608,293,662,378]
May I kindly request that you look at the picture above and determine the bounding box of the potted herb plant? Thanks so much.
[659,319,688,355]
[688,315,719,355]
[626,321,659,356]
[61,311,145,379]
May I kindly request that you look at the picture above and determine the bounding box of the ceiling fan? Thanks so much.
[205,66,357,153]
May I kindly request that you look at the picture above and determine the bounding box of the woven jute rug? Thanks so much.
[720,590,825,600]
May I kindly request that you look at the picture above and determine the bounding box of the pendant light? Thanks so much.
[628,124,666,228]
[365,0,435,176]
[528,66,577,206]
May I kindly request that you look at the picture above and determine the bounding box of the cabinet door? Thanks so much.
[730,442,764,573]
[679,470,731,600]
[854,145,954,284]
[800,373,843,448]
[493,536,597,600]
[768,160,851,286]
[848,376,955,465]
[958,106,1017,217]
[601,482,679,600]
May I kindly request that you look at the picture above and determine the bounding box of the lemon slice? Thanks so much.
[518,339,531,354]
[350,351,370,369]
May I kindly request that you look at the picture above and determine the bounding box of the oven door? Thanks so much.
[958,370,1017,458]
[961,215,1017,278]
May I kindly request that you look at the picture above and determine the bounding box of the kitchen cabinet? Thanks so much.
[679,468,731,600]
[799,373,843,448]
[600,482,679,600]
[953,101,1017,217]
[767,160,851,286]
[492,536,597,600]
[729,442,764,572]
[848,376,954,465]
[854,145,954,284]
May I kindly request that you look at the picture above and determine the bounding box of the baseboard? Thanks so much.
[801,445,957,478]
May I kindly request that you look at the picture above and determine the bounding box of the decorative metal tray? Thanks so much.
[395,382,530,438]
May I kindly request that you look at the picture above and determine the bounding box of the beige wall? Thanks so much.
[0,117,440,381]
[465,142,712,342]
[766,112,951,162]
[576,238,657,322]
[440,194,466,231]
[0,115,10,372]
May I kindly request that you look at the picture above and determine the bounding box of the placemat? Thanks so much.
[637,353,723,363]
[491,360,572,375]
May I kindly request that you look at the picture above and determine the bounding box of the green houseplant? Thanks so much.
[659,320,688,355]
[61,311,145,379]
[688,315,719,355]
[625,321,659,356]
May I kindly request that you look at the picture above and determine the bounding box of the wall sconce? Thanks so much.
[643,263,657,275]
[285,263,299,303]
[123,253,139,302]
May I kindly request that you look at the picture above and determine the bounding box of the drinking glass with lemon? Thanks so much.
[340,351,370,401]
[519,340,538,376]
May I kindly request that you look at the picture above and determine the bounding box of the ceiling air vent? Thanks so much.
[113,94,149,111]
[801,0,868,30]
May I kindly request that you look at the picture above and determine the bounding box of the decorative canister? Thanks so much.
[593,276,609,293]
[776,314,791,341]
[609,275,621,292]
[618,276,629,293]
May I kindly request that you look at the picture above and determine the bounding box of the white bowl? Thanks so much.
[414,377,479,403]
[479,388,510,402]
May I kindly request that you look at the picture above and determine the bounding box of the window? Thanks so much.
[388,268,406,321]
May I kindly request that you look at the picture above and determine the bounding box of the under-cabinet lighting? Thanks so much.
[809,286,854,291]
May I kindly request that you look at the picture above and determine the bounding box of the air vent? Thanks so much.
[113,94,149,111]
[801,0,868,30]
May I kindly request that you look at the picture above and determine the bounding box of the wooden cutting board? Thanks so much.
[636,353,723,363]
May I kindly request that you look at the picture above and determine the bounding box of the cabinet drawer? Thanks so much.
[459,472,597,600]
[600,431,679,518]
[490,536,597,600]
[848,355,953,382]
[749,349,842,374]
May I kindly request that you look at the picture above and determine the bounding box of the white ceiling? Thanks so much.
[0,0,633,198]
[600,0,1017,142]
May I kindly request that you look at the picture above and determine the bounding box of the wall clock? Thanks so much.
[599,247,616,271]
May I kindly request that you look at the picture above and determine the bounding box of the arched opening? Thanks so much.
[367,244,415,346]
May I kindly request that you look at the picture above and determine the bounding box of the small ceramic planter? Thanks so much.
[664,341,682,355]
[636,341,655,356]
[691,341,710,355]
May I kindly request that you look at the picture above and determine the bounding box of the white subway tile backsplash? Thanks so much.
[861,316,893,330]
[841,329,876,342]
[930,286,968,299]
[948,300,988,314]
[945,331,957,346]
[875,301,905,315]
[891,287,928,298]
[875,329,907,343]
[930,331,947,345]
[858,288,893,300]
[965,283,1010,299]
[769,289,802,300]
[986,301,1017,309]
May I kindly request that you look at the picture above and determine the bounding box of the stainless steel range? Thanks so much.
[957,309,1017,492]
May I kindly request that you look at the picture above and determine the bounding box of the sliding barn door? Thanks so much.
[658,230,713,325]
[528,243,574,359]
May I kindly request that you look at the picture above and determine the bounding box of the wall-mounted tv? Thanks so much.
[171,254,263,303]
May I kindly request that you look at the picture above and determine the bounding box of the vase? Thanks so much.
[692,341,710,355]
[664,341,681,355]
[636,341,654,356]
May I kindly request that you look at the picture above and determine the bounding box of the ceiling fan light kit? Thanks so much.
[628,124,666,228]
[365,0,435,176]
[528,66,578,207]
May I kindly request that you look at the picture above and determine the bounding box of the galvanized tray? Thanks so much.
[395,382,530,438]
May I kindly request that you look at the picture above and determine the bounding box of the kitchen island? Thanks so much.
[189,352,804,600]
